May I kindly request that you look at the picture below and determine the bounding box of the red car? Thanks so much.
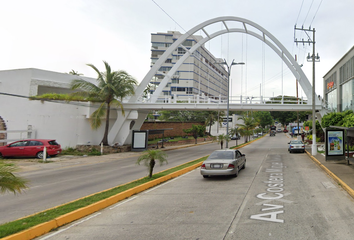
[0,139,62,159]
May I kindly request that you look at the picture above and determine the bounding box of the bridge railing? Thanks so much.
[136,94,312,105]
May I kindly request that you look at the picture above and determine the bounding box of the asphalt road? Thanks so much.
[36,133,354,240]
[0,139,231,224]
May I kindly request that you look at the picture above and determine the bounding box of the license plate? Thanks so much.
[212,164,222,168]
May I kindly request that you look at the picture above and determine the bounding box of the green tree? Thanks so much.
[266,95,307,104]
[253,111,273,128]
[217,134,229,149]
[303,120,324,141]
[205,111,224,135]
[68,69,83,76]
[158,110,218,122]
[270,111,310,127]
[321,110,354,128]
[237,114,258,142]
[183,124,206,144]
[70,61,137,145]
[136,149,168,178]
[0,162,29,194]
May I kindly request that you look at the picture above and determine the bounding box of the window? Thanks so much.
[152,42,164,49]
[172,78,179,84]
[182,40,193,47]
[165,59,172,63]
[29,141,43,146]
[177,47,186,55]
[159,67,172,72]
[10,141,28,147]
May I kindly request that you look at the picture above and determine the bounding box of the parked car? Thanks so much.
[230,134,240,140]
[0,139,62,159]
[288,140,305,153]
[200,149,246,178]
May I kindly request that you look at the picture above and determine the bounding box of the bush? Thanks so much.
[307,135,320,142]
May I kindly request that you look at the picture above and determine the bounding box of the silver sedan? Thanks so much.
[288,140,305,153]
[200,149,246,178]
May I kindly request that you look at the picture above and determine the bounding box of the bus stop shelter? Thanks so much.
[325,126,354,164]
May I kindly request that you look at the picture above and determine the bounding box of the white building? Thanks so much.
[0,68,116,148]
[150,31,228,102]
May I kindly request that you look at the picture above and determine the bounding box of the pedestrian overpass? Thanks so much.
[108,16,328,146]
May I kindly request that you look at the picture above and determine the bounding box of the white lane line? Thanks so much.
[38,212,102,240]
[109,196,138,209]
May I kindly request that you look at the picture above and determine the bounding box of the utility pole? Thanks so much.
[294,26,320,155]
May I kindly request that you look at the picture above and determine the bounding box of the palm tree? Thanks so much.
[0,162,29,194]
[70,61,137,145]
[229,127,239,146]
[68,69,83,76]
[237,114,259,142]
[205,111,223,136]
[217,134,229,149]
[136,149,168,178]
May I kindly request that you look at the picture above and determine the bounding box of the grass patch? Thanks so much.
[60,147,101,156]
[0,156,208,238]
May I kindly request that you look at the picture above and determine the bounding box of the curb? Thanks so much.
[305,150,354,199]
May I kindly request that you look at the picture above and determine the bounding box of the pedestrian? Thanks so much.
[301,132,305,142]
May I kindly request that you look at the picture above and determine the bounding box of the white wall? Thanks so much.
[0,68,113,148]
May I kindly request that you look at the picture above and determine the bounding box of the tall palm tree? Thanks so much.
[136,149,168,178]
[0,162,29,194]
[237,114,259,142]
[205,111,223,136]
[70,61,137,145]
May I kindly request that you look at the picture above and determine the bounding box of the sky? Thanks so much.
[1,0,353,101]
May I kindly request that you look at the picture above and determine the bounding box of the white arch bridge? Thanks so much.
[108,16,327,146]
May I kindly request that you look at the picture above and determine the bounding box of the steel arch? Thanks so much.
[130,16,316,105]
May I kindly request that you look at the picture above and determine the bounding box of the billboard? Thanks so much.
[326,129,344,158]
[132,130,148,151]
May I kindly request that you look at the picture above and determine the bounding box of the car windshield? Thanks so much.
[291,141,303,144]
[208,151,234,159]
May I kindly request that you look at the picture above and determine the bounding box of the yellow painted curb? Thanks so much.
[305,151,354,199]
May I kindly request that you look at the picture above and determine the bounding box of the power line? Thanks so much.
[310,0,323,25]
[151,0,186,32]
[295,0,305,25]
[302,0,315,25]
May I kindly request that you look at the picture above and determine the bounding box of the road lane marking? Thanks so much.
[109,196,138,209]
[38,212,102,240]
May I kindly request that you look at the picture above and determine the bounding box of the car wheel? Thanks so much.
[233,168,239,178]
[303,150,305,153]
[203,175,209,178]
[36,151,44,159]
[241,161,246,169]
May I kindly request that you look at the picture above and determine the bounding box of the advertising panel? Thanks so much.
[132,130,148,151]
[326,129,344,156]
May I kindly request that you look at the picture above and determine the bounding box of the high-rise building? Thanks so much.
[150,31,228,102]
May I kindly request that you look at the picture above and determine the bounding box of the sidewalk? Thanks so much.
[289,133,354,198]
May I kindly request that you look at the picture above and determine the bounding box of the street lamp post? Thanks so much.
[218,59,245,148]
